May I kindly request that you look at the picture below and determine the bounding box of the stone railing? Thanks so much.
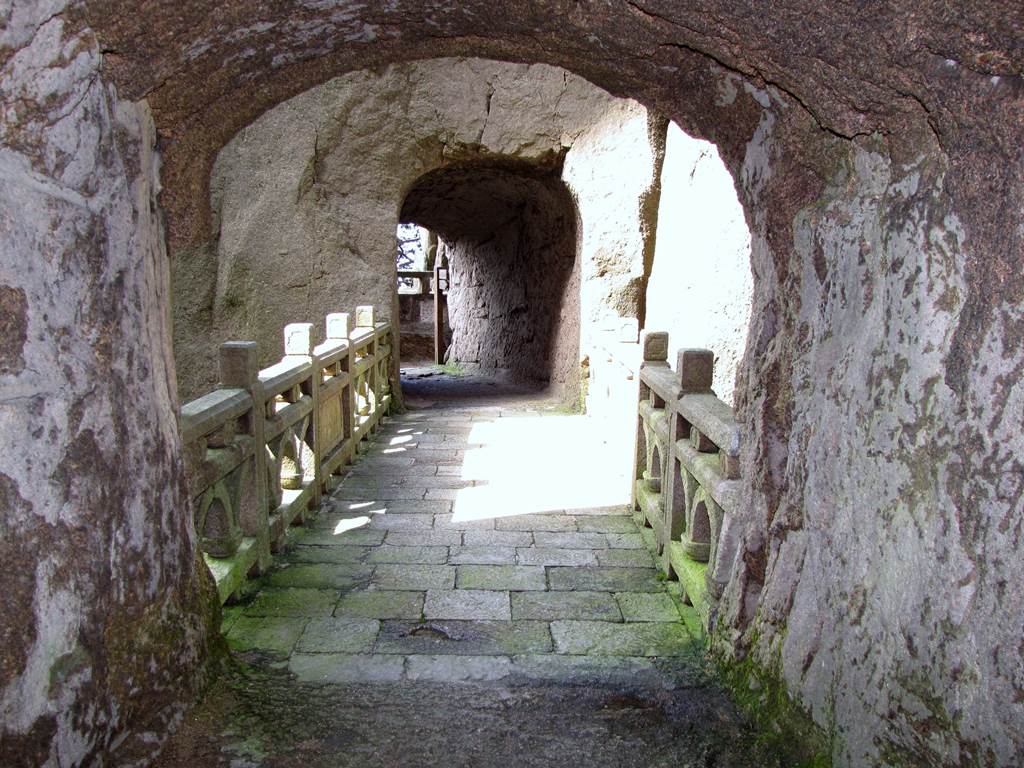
[631,330,743,627]
[179,306,393,602]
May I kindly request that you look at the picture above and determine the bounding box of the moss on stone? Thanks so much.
[714,645,833,768]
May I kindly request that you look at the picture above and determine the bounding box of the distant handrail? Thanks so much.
[179,306,393,602]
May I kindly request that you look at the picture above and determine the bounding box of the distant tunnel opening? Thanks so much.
[398,158,580,404]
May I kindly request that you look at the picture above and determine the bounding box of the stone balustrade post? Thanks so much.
[326,312,351,341]
[634,331,669,517]
[676,348,714,394]
[282,322,322,508]
[219,340,271,571]
[355,305,380,417]
[326,312,354,446]
[640,330,670,369]
[355,305,375,328]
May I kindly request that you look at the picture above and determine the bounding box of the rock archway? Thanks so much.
[401,159,580,398]
[2,3,1021,766]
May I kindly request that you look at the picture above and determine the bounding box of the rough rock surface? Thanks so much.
[4,1,1022,766]
[564,102,666,334]
[0,4,217,765]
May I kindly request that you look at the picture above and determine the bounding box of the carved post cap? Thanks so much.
[219,341,259,388]
[677,348,714,393]
[284,323,314,356]
[355,305,375,328]
[641,330,669,363]
[326,312,352,339]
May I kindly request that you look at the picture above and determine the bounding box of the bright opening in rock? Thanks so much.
[398,158,580,403]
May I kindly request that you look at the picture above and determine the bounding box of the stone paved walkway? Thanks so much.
[224,396,705,679]
[161,378,777,767]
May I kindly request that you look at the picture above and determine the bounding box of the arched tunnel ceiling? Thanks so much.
[400,160,570,243]
[84,1,1022,251]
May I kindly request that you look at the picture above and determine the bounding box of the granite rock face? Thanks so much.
[3,1,1022,766]
[0,4,217,766]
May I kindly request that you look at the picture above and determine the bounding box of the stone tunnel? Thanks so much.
[1,2,1022,767]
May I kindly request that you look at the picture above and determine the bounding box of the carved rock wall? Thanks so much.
[437,174,580,397]
[0,5,217,765]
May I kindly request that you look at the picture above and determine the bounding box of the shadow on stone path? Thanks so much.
[155,373,782,767]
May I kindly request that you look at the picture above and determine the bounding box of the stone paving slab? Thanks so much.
[372,564,456,590]
[436,465,466,476]
[338,475,403,489]
[332,499,452,515]
[550,620,694,656]
[289,653,405,683]
[604,533,646,549]
[424,487,466,500]
[375,620,553,656]
[462,530,533,547]
[511,590,622,621]
[226,616,305,654]
[287,545,371,564]
[495,514,578,532]
[405,654,512,682]
[595,548,656,567]
[243,588,338,618]
[448,545,517,565]
[533,531,609,549]
[515,547,599,566]
[456,564,547,591]
[576,516,640,533]
[434,513,495,530]
[345,456,416,469]
[389,449,460,462]
[563,505,634,516]
[296,618,380,653]
[334,487,428,501]
[386,530,463,547]
[351,463,438,476]
[362,513,435,530]
[335,589,425,619]
[615,592,683,622]
[424,589,511,620]
[547,566,664,592]
[299,527,387,547]
[402,476,476,489]
[366,545,450,564]
[263,563,373,590]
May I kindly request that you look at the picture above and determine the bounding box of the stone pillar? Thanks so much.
[282,322,322,508]
[219,341,270,571]
[326,312,355,441]
[677,348,714,393]
[634,331,670,516]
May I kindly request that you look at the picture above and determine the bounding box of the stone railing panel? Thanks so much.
[180,306,394,602]
[632,333,745,628]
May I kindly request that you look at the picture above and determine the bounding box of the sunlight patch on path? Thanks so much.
[452,415,631,522]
